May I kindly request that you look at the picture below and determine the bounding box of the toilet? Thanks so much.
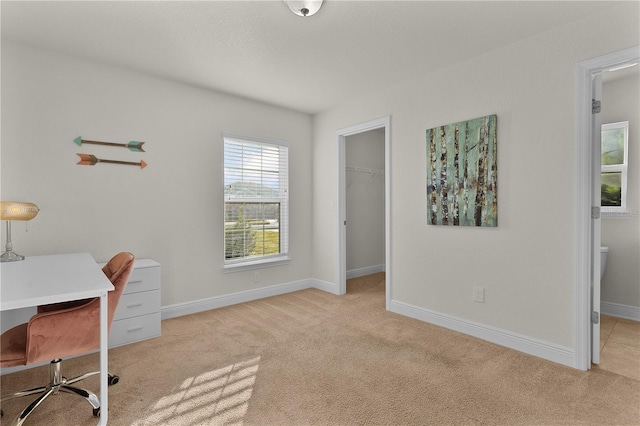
[600,246,609,280]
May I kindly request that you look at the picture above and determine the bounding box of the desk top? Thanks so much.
[0,252,113,311]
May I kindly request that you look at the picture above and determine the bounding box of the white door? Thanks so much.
[591,72,603,364]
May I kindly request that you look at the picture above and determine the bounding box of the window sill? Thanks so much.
[602,210,638,219]
[224,256,291,273]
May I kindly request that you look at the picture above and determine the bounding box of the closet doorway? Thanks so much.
[336,116,391,309]
[575,46,639,370]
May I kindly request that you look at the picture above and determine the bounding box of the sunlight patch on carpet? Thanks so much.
[132,356,261,425]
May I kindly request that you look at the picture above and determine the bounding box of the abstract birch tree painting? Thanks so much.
[426,114,497,226]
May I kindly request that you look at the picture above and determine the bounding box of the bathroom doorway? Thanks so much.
[598,61,640,374]
[575,46,640,370]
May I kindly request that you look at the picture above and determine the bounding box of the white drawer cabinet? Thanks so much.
[108,259,161,348]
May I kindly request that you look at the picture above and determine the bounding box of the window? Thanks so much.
[601,121,629,213]
[224,134,289,269]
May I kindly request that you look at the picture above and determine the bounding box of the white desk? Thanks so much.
[1,253,114,425]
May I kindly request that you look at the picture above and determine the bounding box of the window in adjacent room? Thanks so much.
[601,121,629,213]
[223,134,289,270]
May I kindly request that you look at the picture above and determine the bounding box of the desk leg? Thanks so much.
[99,290,108,425]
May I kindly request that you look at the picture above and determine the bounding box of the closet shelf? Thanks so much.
[346,166,384,175]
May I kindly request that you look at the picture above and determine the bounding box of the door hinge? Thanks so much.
[591,206,601,219]
[591,311,600,324]
[592,99,601,114]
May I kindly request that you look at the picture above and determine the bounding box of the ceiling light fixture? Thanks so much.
[284,0,323,17]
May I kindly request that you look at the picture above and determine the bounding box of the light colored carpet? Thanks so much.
[1,272,639,425]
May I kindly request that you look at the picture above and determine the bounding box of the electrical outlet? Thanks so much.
[254,271,260,284]
[473,286,485,303]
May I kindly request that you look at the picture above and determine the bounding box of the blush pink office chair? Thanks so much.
[0,252,134,425]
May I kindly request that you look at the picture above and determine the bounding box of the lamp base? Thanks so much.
[0,251,25,262]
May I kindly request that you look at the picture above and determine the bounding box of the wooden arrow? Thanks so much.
[74,136,145,152]
[77,153,147,169]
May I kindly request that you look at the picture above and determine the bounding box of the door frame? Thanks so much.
[336,116,391,309]
[574,46,639,370]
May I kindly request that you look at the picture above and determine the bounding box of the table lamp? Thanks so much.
[0,201,39,262]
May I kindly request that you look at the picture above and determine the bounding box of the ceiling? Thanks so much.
[0,1,624,115]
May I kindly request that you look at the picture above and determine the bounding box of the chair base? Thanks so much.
[0,359,118,425]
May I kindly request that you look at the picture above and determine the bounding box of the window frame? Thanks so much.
[223,133,290,272]
[600,121,629,215]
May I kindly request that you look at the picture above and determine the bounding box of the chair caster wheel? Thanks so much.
[108,374,119,385]
[93,407,100,417]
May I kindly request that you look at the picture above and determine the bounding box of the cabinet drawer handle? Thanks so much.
[127,326,144,333]
[128,279,143,284]
[126,303,144,308]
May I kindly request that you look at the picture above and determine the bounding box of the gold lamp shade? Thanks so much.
[1,201,40,221]
[0,201,39,262]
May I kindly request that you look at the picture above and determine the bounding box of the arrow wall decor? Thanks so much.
[74,136,145,152]
[77,153,147,169]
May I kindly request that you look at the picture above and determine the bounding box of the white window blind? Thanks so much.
[224,134,289,268]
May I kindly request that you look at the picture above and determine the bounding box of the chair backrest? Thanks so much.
[24,252,135,364]
[102,251,135,327]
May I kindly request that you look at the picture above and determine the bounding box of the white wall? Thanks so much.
[2,3,638,369]
[601,71,640,310]
[311,2,640,352]
[346,130,385,275]
[0,42,313,308]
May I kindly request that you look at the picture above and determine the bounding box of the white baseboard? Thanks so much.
[161,278,340,320]
[311,278,340,295]
[346,264,385,279]
[601,301,640,321]
[388,299,575,368]
[162,279,314,320]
